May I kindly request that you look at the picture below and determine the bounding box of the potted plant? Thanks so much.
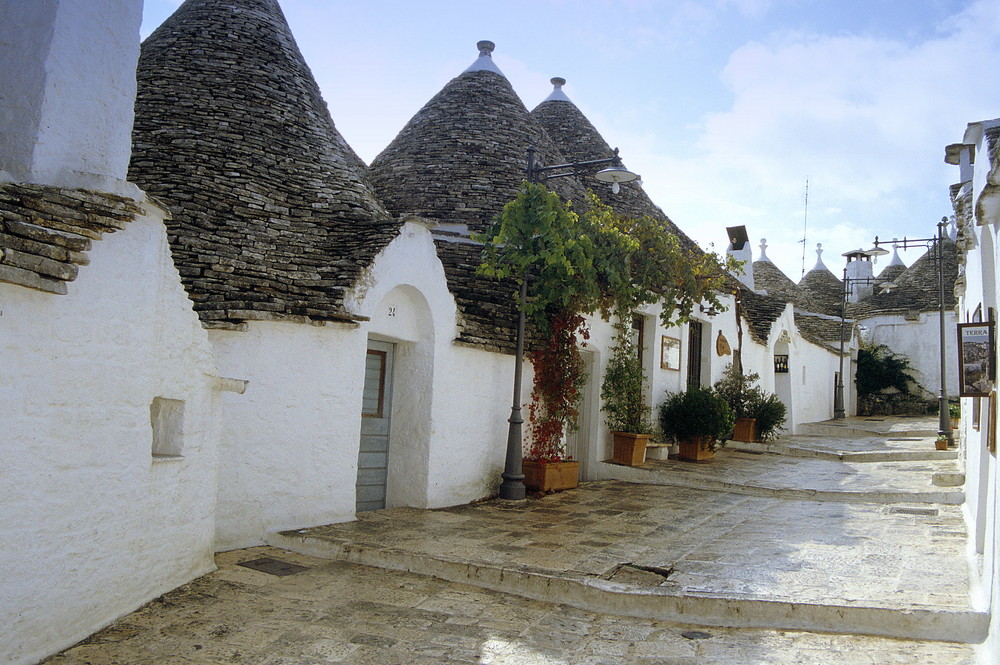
[601,312,653,465]
[713,363,786,442]
[935,434,950,451]
[659,387,735,462]
[949,401,960,430]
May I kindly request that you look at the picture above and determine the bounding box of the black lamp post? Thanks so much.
[872,218,953,444]
[497,146,640,501]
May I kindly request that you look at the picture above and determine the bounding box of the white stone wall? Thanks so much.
[948,120,1000,665]
[860,311,959,399]
[209,320,366,550]
[213,222,516,547]
[0,204,219,665]
[0,0,142,194]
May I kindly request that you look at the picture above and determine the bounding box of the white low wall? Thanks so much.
[1,204,219,665]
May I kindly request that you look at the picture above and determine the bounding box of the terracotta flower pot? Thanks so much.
[732,417,758,442]
[611,431,651,466]
[678,435,715,462]
[522,460,580,492]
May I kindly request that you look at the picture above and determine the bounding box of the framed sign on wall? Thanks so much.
[957,322,995,397]
[661,336,681,371]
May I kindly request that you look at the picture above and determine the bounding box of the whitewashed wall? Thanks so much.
[948,121,1000,665]
[860,311,959,399]
[0,204,219,665]
[209,320,365,550]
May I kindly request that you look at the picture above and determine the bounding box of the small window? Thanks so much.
[150,397,185,458]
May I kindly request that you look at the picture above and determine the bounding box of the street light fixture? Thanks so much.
[872,217,953,444]
[498,146,640,502]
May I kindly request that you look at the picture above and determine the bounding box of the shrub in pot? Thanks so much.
[713,362,786,442]
[601,314,653,466]
[659,387,735,462]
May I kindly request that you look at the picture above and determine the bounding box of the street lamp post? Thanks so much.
[872,217,953,444]
[497,146,639,501]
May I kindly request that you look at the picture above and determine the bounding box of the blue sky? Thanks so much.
[141,0,999,281]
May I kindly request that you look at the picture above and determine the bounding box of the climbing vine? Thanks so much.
[526,311,590,462]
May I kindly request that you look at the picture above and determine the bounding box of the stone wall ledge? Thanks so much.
[0,182,141,294]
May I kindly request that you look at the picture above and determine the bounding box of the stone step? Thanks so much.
[726,440,959,462]
[268,530,988,644]
[599,461,965,505]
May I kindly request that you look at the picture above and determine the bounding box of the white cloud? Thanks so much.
[626,0,1000,279]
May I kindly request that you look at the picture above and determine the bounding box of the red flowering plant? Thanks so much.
[526,310,590,462]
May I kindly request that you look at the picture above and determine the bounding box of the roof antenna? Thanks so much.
[799,176,809,277]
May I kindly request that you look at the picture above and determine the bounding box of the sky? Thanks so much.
[140,0,1000,282]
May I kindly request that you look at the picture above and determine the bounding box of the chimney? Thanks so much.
[725,225,754,289]
[0,0,142,195]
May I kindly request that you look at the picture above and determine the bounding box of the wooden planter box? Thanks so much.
[678,436,715,462]
[732,417,758,442]
[611,431,651,466]
[522,460,580,492]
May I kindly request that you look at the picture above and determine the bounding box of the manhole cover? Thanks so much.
[237,557,309,576]
[681,631,713,640]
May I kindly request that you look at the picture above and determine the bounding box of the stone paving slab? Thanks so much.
[42,547,979,665]
[603,448,964,503]
[272,481,985,642]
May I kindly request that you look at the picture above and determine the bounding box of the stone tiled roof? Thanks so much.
[752,259,818,310]
[876,262,907,285]
[848,238,958,318]
[798,267,844,317]
[529,81,700,255]
[129,0,399,326]
[433,239,545,352]
[793,312,848,354]
[368,47,589,235]
[368,44,593,353]
[738,288,788,345]
[0,183,140,294]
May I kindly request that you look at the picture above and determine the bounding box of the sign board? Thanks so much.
[957,322,995,397]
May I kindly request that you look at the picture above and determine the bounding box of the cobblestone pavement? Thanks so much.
[282,480,971,611]
[43,547,978,665]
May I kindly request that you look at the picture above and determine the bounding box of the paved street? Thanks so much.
[43,417,982,664]
[44,546,976,665]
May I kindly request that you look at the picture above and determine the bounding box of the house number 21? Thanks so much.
[387,306,397,317]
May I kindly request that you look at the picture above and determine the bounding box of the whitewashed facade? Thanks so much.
[947,118,1000,665]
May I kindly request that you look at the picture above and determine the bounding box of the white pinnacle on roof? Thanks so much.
[463,40,505,76]
[887,240,905,267]
[543,77,573,103]
[812,243,829,271]
[757,238,772,262]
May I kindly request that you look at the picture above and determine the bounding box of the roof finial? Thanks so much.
[464,40,504,76]
[888,239,905,267]
[758,238,770,262]
[543,76,572,103]
[812,243,828,270]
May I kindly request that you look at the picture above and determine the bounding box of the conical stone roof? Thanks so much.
[849,238,958,318]
[798,245,844,317]
[368,42,588,235]
[751,239,818,310]
[530,78,700,253]
[129,0,398,326]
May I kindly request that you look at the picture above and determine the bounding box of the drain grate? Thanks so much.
[681,631,713,640]
[886,437,921,441]
[237,557,310,576]
[887,507,939,517]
